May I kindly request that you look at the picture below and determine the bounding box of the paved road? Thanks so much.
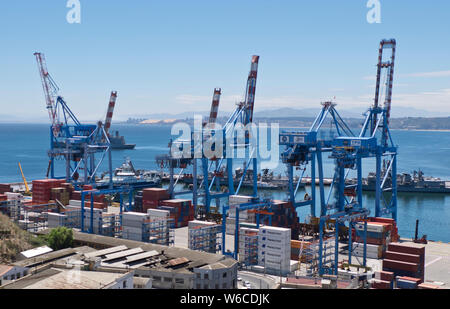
[238,271,279,289]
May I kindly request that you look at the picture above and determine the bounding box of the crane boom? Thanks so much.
[208,88,221,125]
[18,162,30,194]
[104,91,117,135]
[372,39,396,145]
[34,52,59,127]
[243,55,260,125]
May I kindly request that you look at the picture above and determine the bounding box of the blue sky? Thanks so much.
[1,0,450,122]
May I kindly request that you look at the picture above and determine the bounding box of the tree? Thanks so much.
[47,227,73,250]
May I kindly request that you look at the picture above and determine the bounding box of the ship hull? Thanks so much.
[111,143,136,150]
[362,185,450,193]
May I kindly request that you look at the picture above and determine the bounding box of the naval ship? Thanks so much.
[109,130,136,150]
[361,170,450,193]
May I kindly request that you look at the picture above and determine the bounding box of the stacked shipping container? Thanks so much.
[32,179,66,204]
[142,188,170,212]
[383,242,425,284]
[0,184,12,194]
[370,270,394,289]
[260,200,301,240]
[351,217,400,259]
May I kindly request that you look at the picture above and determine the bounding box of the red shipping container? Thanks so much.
[371,279,391,289]
[355,236,387,246]
[376,271,394,282]
[383,259,419,273]
[84,201,106,209]
[397,276,422,284]
[142,188,170,202]
[385,251,422,265]
[0,194,7,202]
[72,191,82,200]
[371,217,396,225]
[388,243,425,256]
[0,184,12,194]
[418,283,440,289]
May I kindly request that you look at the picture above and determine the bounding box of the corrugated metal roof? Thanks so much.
[103,247,144,262]
[84,245,128,259]
[125,250,159,263]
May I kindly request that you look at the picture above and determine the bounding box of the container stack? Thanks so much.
[396,276,422,289]
[121,212,151,242]
[370,271,394,289]
[134,191,143,212]
[32,179,66,204]
[50,187,70,206]
[0,184,12,194]
[383,242,425,283]
[0,194,7,202]
[142,188,170,212]
[83,208,105,234]
[369,217,399,242]
[226,195,256,235]
[418,283,441,289]
[70,190,107,209]
[258,226,291,276]
[5,192,23,201]
[188,220,222,253]
[260,200,301,240]
[238,227,259,265]
[48,212,68,228]
[159,199,194,228]
[290,239,313,262]
[351,217,399,259]
[147,209,174,245]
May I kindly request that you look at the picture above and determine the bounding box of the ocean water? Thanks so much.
[0,123,449,242]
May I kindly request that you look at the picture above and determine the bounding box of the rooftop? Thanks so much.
[19,246,53,259]
[4,267,131,289]
[0,265,13,277]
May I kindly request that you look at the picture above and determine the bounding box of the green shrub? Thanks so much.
[47,227,73,250]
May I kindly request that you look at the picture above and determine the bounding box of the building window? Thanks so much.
[223,272,227,278]
[175,278,184,284]
[164,277,172,283]
[204,274,209,279]
[196,273,201,279]
[123,281,127,288]
[153,276,161,282]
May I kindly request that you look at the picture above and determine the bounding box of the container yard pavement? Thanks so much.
[422,241,450,287]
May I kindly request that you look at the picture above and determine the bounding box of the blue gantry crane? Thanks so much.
[316,39,398,276]
[279,101,355,218]
[157,55,261,216]
[34,52,113,190]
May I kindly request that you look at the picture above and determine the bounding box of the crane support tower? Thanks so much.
[279,101,355,219]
